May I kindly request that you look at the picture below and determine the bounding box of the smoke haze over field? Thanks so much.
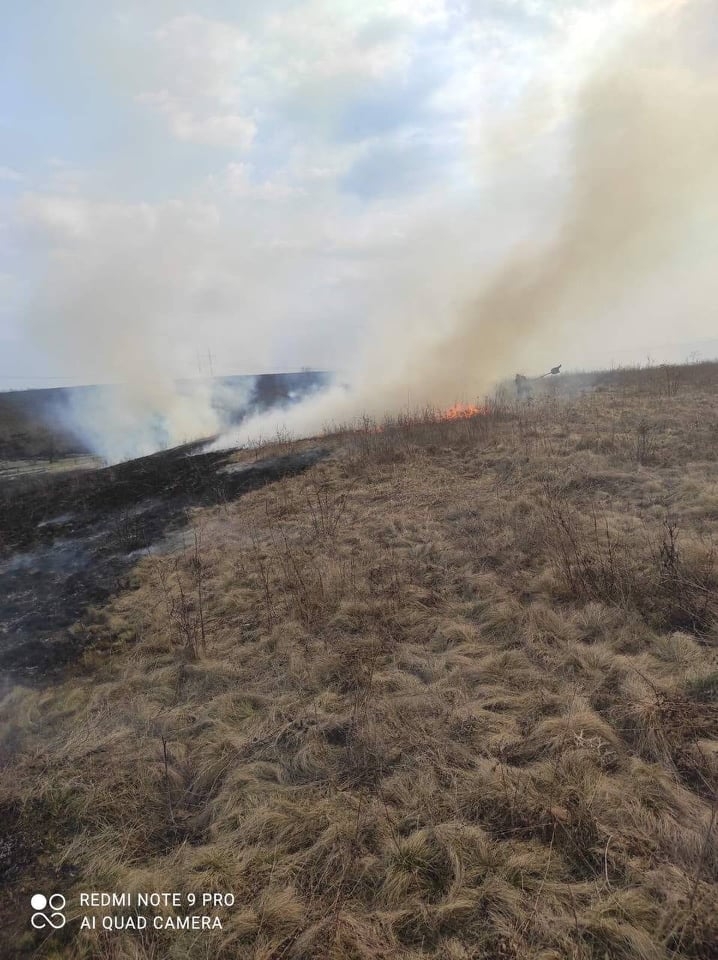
[2,0,717,457]
[57,379,250,463]
[212,0,718,447]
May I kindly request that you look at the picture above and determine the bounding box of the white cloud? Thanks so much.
[0,166,24,183]
[152,14,251,99]
[21,195,92,239]
[173,112,256,148]
[136,5,428,152]
[223,162,303,199]
[137,14,256,147]
[137,90,256,148]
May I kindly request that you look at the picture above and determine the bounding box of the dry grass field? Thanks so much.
[1,362,717,959]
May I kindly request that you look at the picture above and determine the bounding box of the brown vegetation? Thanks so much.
[1,362,717,958]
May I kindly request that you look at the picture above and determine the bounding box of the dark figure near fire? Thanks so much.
[515,373,530,399]
[514,364,562,398]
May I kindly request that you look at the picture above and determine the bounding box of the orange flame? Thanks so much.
[439,402,484,421]
[360,402,485,434]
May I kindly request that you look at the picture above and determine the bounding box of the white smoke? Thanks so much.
[56,377,255,463]
[210,0,718,449]
[13,0,718,459]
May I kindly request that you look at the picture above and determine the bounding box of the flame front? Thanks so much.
[440,402,484,421]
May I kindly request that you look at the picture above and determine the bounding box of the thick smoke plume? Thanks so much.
[57,378,253,463]
[212,1,718,448]
[22,1,718,461]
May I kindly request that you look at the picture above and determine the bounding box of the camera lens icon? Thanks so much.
[31,893,66,929]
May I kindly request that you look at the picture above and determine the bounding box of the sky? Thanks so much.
[1,0,717,399]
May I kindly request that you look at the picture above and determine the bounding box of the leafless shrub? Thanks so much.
[634,420,654,464]
[154,528,208,658]
[658,363,682,397]
[541,492,717,636]
[652,518,717,634]
[304,469,351,542]
[111,510,148,553]
[539,488,638,606]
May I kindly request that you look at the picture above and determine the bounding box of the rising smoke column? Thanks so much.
[418,17,718,403]
[211,0,718,448]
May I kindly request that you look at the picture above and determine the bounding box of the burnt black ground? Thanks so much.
[0,442,328,681]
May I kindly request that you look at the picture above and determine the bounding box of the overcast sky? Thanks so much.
[1,0,716,390]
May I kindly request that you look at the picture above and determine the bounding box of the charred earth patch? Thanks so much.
[0,441,328,680]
